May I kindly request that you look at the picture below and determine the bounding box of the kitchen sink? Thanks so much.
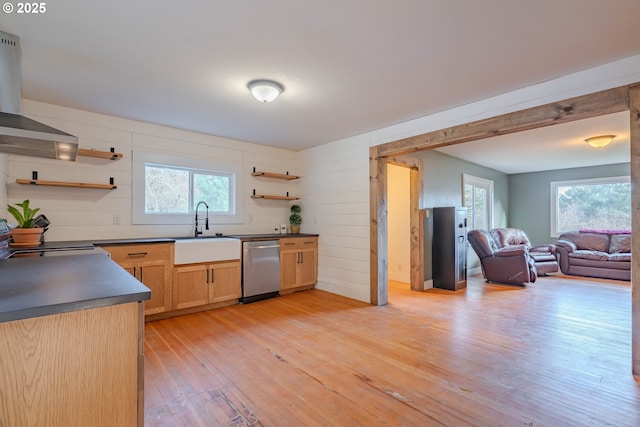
[173,237,241,265]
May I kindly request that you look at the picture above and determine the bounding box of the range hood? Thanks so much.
[0,31,78,161]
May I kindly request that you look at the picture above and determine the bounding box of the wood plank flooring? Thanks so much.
[144,275,640,426]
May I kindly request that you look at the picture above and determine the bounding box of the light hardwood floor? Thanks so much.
[144,275,640,426]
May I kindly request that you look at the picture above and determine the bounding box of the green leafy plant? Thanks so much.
[289,204,302,225]
[7,199,40,228]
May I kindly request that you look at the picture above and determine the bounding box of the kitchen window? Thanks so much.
[132,151,243,225]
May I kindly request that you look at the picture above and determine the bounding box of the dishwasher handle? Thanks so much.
[247,244,280,250]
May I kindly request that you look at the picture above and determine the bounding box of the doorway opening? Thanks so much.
[387,163,411,294]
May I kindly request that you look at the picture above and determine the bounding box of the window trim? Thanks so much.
[132,150,243,225]
[549,175,630,237]
[462,173,494,231]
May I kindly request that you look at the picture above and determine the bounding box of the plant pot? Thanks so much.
[290,225,300,234]
[10,228,43,246]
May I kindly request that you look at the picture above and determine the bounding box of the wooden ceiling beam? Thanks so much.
[376,85,630,158]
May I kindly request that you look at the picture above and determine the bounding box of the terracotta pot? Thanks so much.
[11,228,43,246]
[290,225,300,234]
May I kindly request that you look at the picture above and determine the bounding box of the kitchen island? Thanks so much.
[0,253,150,427]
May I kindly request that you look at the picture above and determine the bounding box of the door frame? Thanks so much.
[369,84,640,374]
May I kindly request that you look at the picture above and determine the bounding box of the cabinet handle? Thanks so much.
[127,252,148,258]
[284,242,296,246]
[300,252,304,264]
[206,269,209,284]
[133,266,136,277]
[211,269,215,283]
[139,266,143,282]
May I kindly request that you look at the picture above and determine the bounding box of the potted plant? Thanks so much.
[289,204,302,234]
[7,199,44,246]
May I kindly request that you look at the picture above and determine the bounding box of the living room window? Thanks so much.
[132,150,243,225]
[463,174,494,230]
[550,176,631,236]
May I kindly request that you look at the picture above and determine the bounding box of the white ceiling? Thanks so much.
[435,112,631,174]
[2,0,640,158]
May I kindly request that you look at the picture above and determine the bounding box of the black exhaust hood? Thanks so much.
[0,31,78,161]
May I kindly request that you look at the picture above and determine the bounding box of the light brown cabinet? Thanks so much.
[102,243,173,315]
[0,302,144,427]
[280,236,317,294]
[172,260,241,310]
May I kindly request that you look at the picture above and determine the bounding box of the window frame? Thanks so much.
[462,173,494,231]
[550,175,631,237]
[132,150,243,225]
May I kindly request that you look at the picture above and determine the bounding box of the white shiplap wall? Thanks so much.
[299,134,371,302]
[7,100,299,241]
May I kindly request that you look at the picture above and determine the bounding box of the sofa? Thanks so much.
[489,228,559,275]
[555,231,631,281]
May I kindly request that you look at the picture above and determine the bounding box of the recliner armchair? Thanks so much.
[489,228,559,275]
[467,229,537,284]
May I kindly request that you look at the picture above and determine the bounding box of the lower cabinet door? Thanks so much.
[298,248,317,286]
[211,262,241,302]
[140,261,171,315]
[172,265,208,310]
[280,250,299,290]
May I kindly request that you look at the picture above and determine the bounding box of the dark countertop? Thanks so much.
[92,237,176,246]
[8,239,95,256]
[0,233,318,322]
[0,254,151,323]
[94,234,318,244]
[8,234,319,249]
[226,233,319,241]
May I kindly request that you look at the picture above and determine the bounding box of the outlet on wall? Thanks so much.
[112,213,121,225]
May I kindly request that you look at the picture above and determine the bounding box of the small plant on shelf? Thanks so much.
[6,199,43,245]
[289,204,302,234]
[7,199,40,228]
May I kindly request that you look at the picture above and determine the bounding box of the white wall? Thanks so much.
[298,135,371,302]
[387,164,410,284]
[7,100,299,241]
[299,53,640,304]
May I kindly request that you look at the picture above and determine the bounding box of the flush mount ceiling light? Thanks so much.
[247,79,284,103]
[585,134,616,148]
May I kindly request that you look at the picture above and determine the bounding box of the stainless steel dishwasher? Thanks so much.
[242,240,280,303]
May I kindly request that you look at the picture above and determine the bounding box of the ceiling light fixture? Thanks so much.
[585,134,616,148]
[247,79,284,103]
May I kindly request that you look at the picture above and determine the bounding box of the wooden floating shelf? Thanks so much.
[16,178,117,190]
[77,147,123,160]
[251,194,300,200]
[251,168,299,180]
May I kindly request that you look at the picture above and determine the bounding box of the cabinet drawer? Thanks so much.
[279,237,317,250]
[279,238,302,249]
[102,243,173,263]
[299,237,317,248]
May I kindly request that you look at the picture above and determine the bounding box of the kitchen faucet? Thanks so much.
[194,201,209,237]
